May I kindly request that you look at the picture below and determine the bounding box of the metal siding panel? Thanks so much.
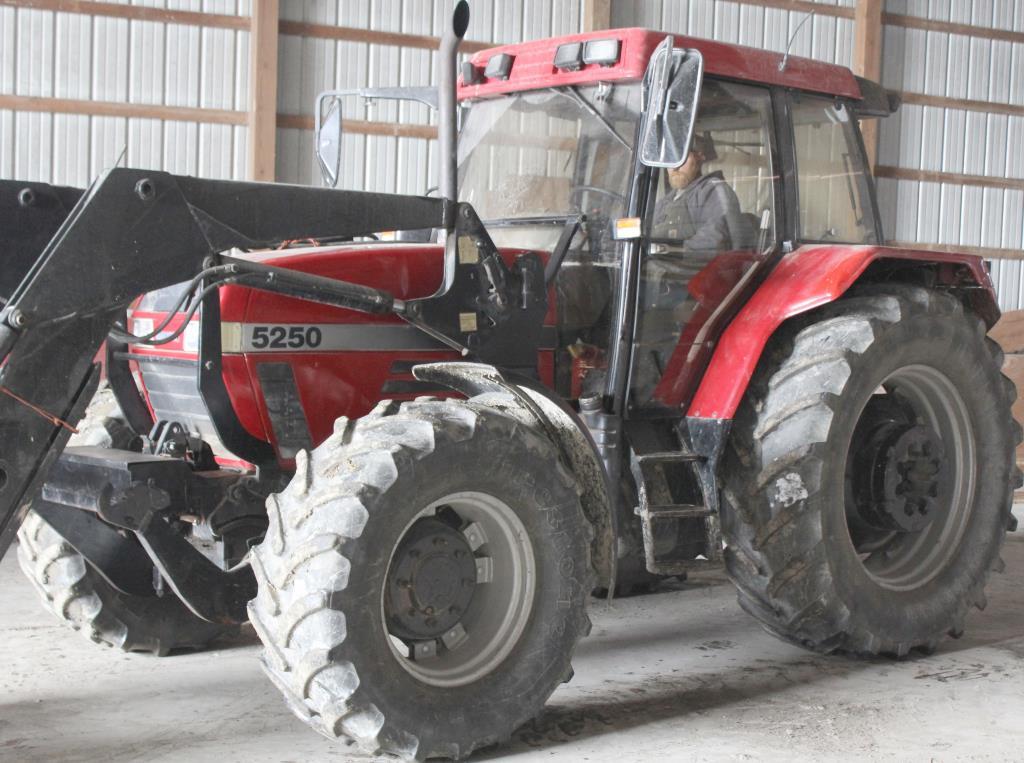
[938,183,964,244]
[88,115,127,178]
[981,187,1005,249]
[128,20,165,105]
[56,12,92,100]
[200,26,236,110]
[127,117,163,172]
[945,34,970,99]
[199,123,234,179]
[959,186,984,247]
[967,36,992,102]
[940,108,967,174]
[0,8,14,95]
[915,180,940,243]
[162,120,199,176]
[1008,116,1024,179]
[1001,189,1023,249]
[962,111,988,176]
[53,113,90,186]
[919,106,943,172]
[17,10,55,97]
[894,179,921,242]
[15,112,52,181]
[165,22,201,107]
[0,110,12,178]
[92,17,129,102]
[714,2,742,45]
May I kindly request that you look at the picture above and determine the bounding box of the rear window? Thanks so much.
[791,95,878,244]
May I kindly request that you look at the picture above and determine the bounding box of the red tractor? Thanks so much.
[3,4,1019,759]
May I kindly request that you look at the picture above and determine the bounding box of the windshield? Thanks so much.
[458,84,640,251]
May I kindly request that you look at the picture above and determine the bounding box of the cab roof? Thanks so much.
[458,27,862,101]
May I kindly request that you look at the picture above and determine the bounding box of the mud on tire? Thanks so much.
[248,396,593,760]
[720,286,1022,656]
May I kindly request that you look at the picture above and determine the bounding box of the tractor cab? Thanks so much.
[318,28,890,422]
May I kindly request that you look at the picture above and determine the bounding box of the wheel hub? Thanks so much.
[386,517,477,640]
[859,423,946,533]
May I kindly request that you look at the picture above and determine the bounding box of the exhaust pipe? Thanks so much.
[439,1,470,204]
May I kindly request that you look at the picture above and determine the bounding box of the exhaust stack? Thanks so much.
[439,1,470,204]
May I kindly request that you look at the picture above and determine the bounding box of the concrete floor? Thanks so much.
[4,516,1024,762]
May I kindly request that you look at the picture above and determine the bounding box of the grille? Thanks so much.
[136,357,229,457]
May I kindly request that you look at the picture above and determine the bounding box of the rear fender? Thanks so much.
[413,361,615,587]
[687,244,998,420]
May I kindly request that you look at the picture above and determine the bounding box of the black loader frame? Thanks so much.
[0,170,554,622]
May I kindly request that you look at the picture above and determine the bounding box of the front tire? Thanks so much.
[248,396,592,760]
[721,286,1021,655]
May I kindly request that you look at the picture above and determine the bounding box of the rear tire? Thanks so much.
[16,384,233,655]
[249,396,593,760]
[721,286,1021,655]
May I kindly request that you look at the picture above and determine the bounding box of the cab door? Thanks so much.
[628,79,783,412]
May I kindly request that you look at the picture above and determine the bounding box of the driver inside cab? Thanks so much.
[651,133,746,251]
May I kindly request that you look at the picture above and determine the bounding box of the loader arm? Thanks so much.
[0,168,451,559]
[0,180,84,301]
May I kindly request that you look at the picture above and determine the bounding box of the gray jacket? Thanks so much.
[651,171,748,251]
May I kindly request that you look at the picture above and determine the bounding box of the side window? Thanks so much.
[649,80,776,251]
[791,95,878,244]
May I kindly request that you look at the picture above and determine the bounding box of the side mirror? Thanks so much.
[639,37,704,168]
[315,94,343,188]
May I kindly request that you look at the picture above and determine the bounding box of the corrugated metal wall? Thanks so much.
[275,0,586,190]
[611,0,855,62]
[3,1,1023,306]
[877,0,1024,309]
[0,1,251,187]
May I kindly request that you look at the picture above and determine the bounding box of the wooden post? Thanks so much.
[853,0,883,169]
[583,0,612,32]
[248,0,279,181]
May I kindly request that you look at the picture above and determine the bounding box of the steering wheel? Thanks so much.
[569,185,626,208]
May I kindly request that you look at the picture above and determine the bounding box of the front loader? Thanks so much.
[4,3,1020,759]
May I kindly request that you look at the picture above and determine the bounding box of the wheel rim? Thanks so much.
[382,491,536,687]
[843,364,977,591]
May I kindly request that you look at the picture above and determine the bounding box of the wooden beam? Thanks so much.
[853,0,883,168]
[732,0,853,19]
[0,93,246,125]
[0,0,249,30]
[277,114,437,141]
[899,90,1024,119]
[875,165,1024,193]
[888,241,1024,260]
[278,21,493,55]
[248,0,279,181]
[583,0,612,32]
[882,12,1024,45]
